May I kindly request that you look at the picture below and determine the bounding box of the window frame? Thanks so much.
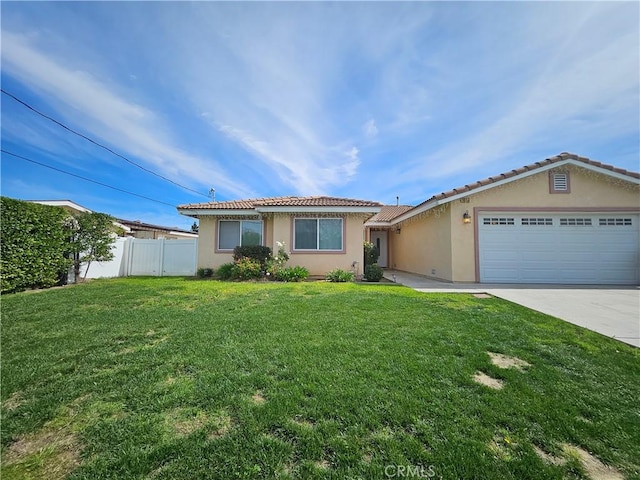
[216,219,264,251]
[292,217,345,252]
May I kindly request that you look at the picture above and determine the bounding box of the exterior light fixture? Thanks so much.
[395,227,401,234]
[463,211,471,224]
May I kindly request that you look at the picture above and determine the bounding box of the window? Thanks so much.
[521,218,553,226]
[294,218,343,251]
[560,218,592,226]
[599,218,632,226]
[218,220,262,250]
[550,172,570,193]
[483,217,515,225]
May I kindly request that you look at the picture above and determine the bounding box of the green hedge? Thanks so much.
[1,197,72,293]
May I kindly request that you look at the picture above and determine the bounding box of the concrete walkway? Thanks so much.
[384,270,640,348]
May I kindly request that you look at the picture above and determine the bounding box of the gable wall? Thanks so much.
[449,166,640,281]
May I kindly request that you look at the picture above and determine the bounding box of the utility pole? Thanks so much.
[209,188,216,201]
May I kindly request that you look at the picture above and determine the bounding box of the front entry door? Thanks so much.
[370,231,388,268]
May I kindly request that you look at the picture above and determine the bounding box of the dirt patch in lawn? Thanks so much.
[2,396,88,480]
[473,371,504,390]
[164,407,210,437]
[487,352,531,372]
[207,411,234,440]
[533,445,566,466]
[251,391,266,405]
[314,459,331,470]
[562,444,624,480]
[3,391,25,411]
[3,428,81,480]
[533,443,624,479]
[290,416,315,429]
[473,293,493,299]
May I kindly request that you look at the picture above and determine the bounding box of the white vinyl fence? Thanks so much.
[80,237,197,279]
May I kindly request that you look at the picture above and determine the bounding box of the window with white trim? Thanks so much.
[218,220,263,250]
[294,218,343,251]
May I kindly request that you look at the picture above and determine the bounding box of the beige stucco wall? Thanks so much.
[196,213,367,276]
[390,165,640,282]
[390,207,453,281]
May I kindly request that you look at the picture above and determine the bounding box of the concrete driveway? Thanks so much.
[384,270,640,348]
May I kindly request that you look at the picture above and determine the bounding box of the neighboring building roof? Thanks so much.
[178,195,383,217]
[116,218,197,237]
[28,199,92,214]
[379,152,640,226]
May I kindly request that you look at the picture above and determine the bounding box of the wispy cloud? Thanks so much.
[363,119,378,138]
[1,1,636,215]
[1,30,254,199]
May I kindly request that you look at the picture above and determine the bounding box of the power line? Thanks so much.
[1,149,177,207]
[1,88,210,198]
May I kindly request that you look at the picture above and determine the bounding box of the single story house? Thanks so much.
[177,196,382,276]
[178,153,639,284]
[365,152,640,285]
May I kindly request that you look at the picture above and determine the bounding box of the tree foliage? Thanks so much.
[0,197,72,293]
[68,212,116,282]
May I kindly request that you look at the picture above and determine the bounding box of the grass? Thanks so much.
[1,277,639,480]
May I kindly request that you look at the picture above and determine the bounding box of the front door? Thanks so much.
[370,231,388,268]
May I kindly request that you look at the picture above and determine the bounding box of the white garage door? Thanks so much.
[479,213,640,284]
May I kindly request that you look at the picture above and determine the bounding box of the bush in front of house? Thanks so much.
[231,258,263,280]
[364,263,384,282]
[215,263,235,280]
[233,245,272,269]
[0,197,72,293]
[364,241,380,267]
[275,266,309,282]
[325,268,355,283]
[197,267,214,278]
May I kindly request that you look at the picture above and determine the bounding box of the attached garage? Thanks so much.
[371,153,640,285]
[478,213,640,284]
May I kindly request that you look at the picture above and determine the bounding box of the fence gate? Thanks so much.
[127,238,197,276]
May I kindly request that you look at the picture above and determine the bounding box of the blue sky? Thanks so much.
[1,2,638,230]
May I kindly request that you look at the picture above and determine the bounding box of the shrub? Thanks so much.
[364,263,384,282]
[197,267,214,278]
[325,268,355,283]
[215,263,235,280]
[275,266,309,282]
[233,245,272,268]
[1,197,72,293]
[231,258,263,280]
[364,241,380,267]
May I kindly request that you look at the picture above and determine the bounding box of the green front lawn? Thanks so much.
[2,278,638,479]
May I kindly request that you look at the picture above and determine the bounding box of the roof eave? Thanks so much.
[177,208,258,217]
[255,206,381,214]
[388,159,640,225]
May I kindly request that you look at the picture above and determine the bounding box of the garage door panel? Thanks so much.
[479,213,639,284]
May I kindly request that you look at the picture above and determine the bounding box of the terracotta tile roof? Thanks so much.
[423,153,639,204]
[178,195,382,210]
[377,152,639,224]
[366,205,413,223]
